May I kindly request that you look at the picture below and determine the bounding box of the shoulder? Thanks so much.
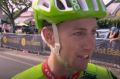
[11,64,46,79]
[86,63,117,79]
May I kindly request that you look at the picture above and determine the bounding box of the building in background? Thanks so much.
[107,3,120,16]
[15,8,34,24]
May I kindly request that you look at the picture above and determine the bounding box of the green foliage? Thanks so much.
[97,17,120,28]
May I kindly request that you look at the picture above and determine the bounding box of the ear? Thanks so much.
[42,27,55,46]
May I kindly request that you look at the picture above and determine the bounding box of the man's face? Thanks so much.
[58,18,97,71]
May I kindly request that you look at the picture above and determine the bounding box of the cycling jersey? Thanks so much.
[11,61,117,79]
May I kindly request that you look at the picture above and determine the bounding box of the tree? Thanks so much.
[0,0,32,32]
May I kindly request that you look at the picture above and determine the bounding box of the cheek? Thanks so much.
[60,34,78,53]
[60,38,74,56]
[60,36,78,63]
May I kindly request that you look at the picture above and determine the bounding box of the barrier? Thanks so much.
[1,33,50,54]
[92,38,120,66]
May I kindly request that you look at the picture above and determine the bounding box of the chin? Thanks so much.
[74,62,88,71]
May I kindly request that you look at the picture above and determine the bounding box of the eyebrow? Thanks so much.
[72,27,88,31]
[72,26,97,31]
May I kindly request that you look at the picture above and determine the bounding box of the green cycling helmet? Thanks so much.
[32,0,107,29]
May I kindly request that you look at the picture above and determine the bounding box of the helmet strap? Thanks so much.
[51,24,73,69]
[51,23,61,55]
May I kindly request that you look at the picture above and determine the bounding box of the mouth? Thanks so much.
[77,55,90,59]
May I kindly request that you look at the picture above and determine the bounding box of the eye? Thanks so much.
[73,31,85,36]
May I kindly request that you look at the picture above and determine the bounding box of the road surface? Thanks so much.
[0,47,47,79]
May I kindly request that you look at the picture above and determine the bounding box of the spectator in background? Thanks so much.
[2,23,7,33]
[0,25,3,33]
[2,23,9,33]
[15,27,23,34]
[107,26,120,49]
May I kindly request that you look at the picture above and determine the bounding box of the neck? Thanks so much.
[48,53,78,77]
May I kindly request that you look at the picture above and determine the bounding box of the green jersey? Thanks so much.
[11,63,117,79]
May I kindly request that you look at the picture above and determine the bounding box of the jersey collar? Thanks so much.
[42,60,80,79]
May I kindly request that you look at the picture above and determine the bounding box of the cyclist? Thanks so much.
[12,0,118,79]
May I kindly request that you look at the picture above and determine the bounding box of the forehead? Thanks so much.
[58,18,97,30]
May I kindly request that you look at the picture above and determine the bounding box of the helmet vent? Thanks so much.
[38,0,50,11]
[57,0,65,10]
[56,0,72,10]
[43,2,49,8]
[66,0,72,7]
[78,0,88,11]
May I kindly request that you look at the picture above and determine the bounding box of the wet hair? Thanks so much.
[43,20,52,26]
